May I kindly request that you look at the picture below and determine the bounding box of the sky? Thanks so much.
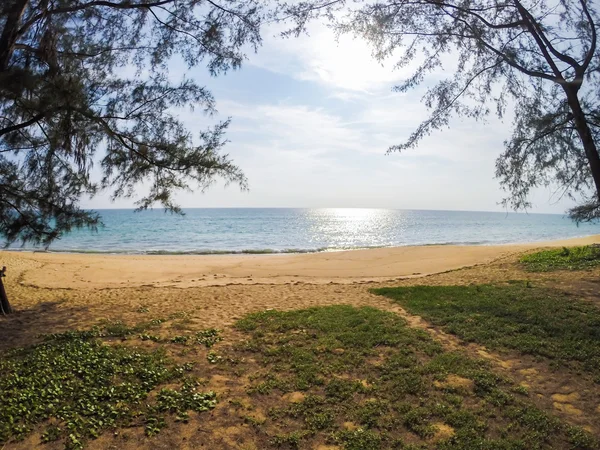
[82,23,579,214]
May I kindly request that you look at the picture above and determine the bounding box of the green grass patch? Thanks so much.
[373,283,600,381]
[3,304,598,449]
[520,246,600,272]
[0,324,220,449]
[234,305,597,449]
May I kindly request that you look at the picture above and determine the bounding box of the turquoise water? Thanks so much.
[8,208,600,254]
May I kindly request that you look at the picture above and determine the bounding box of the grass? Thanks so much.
[373,283,600,382]
[232,305,597,449]
[2,304,598,449]
[520,246,600,272]
[0,320,221,449]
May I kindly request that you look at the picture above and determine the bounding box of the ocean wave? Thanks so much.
[2,236,589,255]
[4,245,391,256]
[420,241,490,246]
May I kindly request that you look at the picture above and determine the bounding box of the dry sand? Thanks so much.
[0,234,598,350]
[2,234,599,290]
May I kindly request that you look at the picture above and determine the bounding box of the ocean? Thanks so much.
[7,208,600,254]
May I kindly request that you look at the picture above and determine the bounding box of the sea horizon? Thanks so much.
[85,206,572,214]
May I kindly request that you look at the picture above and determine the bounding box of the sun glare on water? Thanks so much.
[306,208,402,250]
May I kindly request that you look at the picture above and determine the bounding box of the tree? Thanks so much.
[0,266,11,315]
[278,0,600,220]
[1,0,262,248]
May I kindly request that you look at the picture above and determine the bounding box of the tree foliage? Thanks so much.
[278,0,600,220]
[0,0,262,246]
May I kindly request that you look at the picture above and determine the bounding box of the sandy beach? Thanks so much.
[0,234,597,349]
[2,234,599,290]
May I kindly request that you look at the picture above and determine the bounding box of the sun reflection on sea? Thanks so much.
[305,208,404,250]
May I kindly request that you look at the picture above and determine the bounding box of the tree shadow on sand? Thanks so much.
[0,301,93,350]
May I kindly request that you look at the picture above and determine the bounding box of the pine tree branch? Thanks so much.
[514,0,565,83]
[0,112,48,137]
[389,59,503,151]
[418,1,524,30]
[515,2,581,72]
[580,0,597,75]
[444,10,559,82]
[18,0,176,36]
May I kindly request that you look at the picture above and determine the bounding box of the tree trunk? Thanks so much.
[0,267,12,315]
[0,0,29,72]
[564,85,600,203]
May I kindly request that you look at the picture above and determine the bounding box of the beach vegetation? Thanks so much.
[277,0,600,221]
[194,328,224,347]
[232,305,596,448]
[0,326,218,448]
[0,0,262,246]
[1,303,598,448]
[520,246,600,272]
[374,283,600,382]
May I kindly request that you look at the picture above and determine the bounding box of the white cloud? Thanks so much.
[174,96,516,205]
[218,100,368,156]
[251,24,408,92]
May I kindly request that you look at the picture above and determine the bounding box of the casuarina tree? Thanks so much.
[278,0,600,220]
[1,0,262,247]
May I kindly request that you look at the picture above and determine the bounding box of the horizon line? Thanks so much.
[82,206,569,216]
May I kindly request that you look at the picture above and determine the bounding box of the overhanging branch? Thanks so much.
[0,112,48,137]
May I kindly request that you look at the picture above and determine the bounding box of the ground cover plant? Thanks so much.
[2,304,598,449]
[0,320,221,449]
[520,246,600,272]
[231,305,597,449]
[373,283,600,382]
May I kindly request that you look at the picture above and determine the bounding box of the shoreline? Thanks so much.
[1,234,598,290]
[3,232,600,256]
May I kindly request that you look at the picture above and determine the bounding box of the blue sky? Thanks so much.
[83,23,578,214]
